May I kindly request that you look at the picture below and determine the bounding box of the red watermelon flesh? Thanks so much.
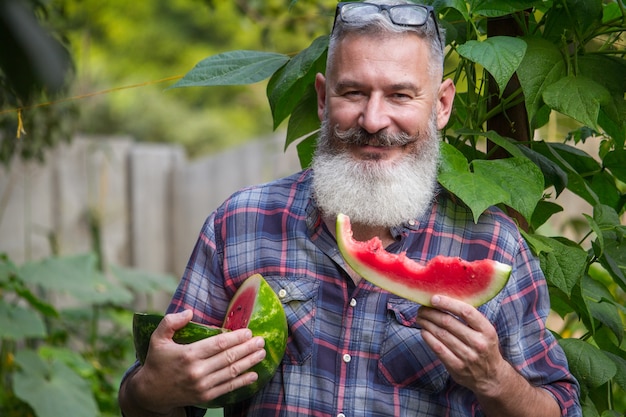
[336,213,512,307]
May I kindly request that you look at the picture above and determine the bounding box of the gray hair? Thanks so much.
[327,0,445,79]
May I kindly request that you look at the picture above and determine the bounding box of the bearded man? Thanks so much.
[119,1,581,416]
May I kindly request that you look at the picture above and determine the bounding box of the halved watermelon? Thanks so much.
[211,273,288,407]
[132,273,287,408]
[336,213,511,307]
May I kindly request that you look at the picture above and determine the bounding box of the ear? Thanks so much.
[315,72,327,122]
[436,78,455,130]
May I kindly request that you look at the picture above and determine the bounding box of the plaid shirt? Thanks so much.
[168,169,581,417]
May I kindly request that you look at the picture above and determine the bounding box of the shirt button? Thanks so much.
[342,353,351,363]
[349,298,357,307]
[337,414,346,417]
[408,219,416,226]
[278,289,287,298]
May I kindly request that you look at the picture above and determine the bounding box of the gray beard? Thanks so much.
[311,115,441,228]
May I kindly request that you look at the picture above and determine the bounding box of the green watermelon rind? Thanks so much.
[204,273,288,407]
[336,213,512,307]
[132,313,225,365]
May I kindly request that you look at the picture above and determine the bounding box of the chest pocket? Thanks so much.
[378,297,449,393]
[264,276,319,365]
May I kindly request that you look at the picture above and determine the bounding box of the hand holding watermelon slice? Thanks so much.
[132,273,287,408]
[335,213,512,307]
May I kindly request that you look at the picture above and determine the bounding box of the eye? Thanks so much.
[391,92,413,101]
[343,90,363,98]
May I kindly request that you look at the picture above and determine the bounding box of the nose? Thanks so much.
[359,94,391,134]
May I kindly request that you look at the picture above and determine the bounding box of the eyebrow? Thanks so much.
[334,80,421,94]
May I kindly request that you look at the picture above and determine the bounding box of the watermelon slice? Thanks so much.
[132,273,287,408]
[336,213,512,307]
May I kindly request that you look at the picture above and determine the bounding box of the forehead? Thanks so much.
[328,32,435,84]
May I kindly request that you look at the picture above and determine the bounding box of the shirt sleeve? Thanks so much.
[494,235,581,416]
[166,211,232,325]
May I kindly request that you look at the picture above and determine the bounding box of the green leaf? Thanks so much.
[0,253,19,283]
[439,141,470,174]
[584,213,604,256]
[267,35,327,129]
[20,253,134,306]
[566,0,603,37]
[603,150,626,183]
[170,50,289,88]
[589,171,621,210]
[438,171,509,224]
[14,349,99,417]
[38,346,95,379]
[470,0,545,17]
[548,142,601,176]
[578,55,626,98]
[472,158,544,222]
[439,0,470,21]
[0,301,47,340]
[456,36,527,95]
[532,235,587,295]
[530,201,563,231]
[5,274,59,318]
[559,338,616,390]
[542,75,612,129]
[516,37,566,129]
[582,275,623,343]
[594,204,622,230]
[601,235,626,293]
[481,131,525,158]
[532,141,600,206]
[110,264,178,294]
[285,83,320,151]
[296,133,317,169]
[518,145,568,196]
[521,229,555,256]
[603,351,626,391]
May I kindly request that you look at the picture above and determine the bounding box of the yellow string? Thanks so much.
[16,109,26,139]
[2,75,184,138]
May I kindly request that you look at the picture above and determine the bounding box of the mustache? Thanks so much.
[332,125,414,147]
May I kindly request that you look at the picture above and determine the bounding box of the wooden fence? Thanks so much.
[0,134,301,307]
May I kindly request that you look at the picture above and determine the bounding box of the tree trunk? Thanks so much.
[487,13,531,230]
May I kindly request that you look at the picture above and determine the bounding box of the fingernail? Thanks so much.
[256,337,265,348]
[431,295,441,305]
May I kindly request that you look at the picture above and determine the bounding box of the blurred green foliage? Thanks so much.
[60,0,336,158]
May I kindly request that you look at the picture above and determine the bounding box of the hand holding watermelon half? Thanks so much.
[133,273,288,408]
[336,213,512,307]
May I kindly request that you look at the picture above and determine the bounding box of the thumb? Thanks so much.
[154,310,193,341]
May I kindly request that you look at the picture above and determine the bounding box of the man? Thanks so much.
[119,1,581,416]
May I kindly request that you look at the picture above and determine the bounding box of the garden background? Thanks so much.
[1,1,624,416]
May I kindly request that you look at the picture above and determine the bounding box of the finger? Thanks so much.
[429,295,489,332]
[417,305,474,343]
[208,335,266,374]
[153,310,193,341]
[419,327,464,370]
[417,311,473,361]
[197,367,260,404]
[194,328,256,359]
